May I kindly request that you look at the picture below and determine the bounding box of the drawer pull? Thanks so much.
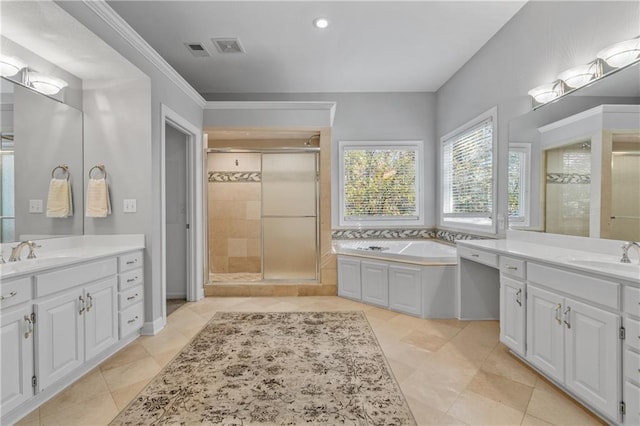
[471,254,480,258]
[126,294,139,301]
[555,304,562,324]
[127,277,138,283]
[507,266,518,270]
[126,259,138,265]
[127,316,139,324]
[0,291,17,300]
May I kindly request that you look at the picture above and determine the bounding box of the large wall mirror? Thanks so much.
[0,77,83,243]
[508,62,640,240]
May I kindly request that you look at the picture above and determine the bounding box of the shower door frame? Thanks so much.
[206,147,321,284]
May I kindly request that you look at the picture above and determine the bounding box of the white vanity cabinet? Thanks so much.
[0,303,34,414]
[388,265,422,316]
[361,260,389,307]
[500,276,526,356]
[337,257,362,300]
[623,286,640,425]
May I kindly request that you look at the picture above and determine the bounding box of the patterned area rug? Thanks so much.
[110,311,416,425]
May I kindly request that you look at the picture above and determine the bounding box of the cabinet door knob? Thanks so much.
[0,291,17,301]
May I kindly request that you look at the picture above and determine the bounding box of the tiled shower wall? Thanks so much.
[208,154,262,274]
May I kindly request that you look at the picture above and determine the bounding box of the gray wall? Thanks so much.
[205,92,437,227]
[56,1,205,331]
[436,0,640,236]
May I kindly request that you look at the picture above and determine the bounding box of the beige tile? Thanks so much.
[247,238,261,257]
[139,327,189,355]
[405,395,448,425]
[100,340,149,372]
[466,370,533,412]
[246,200,261,220]
[39,391,119,426]
[437,413,470,425]
[521,414,554,426]
[387,358,417,383]
[152,347,182,367]
[481,343,538,387]
[39,368,110,418]
[227,238,247,257]
[400,328,451,352]
[110,378,151,411]
[246,220,261,238]
[526,380,604,426]
[14,408,39,426]
[447,390,525,426]
[102,356,162,392]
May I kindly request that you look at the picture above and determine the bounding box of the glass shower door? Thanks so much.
[262,152,318,280]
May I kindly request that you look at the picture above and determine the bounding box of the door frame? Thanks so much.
[160,104,204,326]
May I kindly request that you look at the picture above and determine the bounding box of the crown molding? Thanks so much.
[82,0,206,108]
[205,101,337,126]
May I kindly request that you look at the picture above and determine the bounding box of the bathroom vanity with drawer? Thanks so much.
[457,231,639,426]
[0,235,145,425]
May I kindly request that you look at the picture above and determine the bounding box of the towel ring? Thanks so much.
[51,164,70,180]
[89,164,107,179]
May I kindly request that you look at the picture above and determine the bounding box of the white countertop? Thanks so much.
[0,235,145,280]
[457,238,640,283]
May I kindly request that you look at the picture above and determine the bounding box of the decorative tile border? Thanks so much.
[331,228,491,243]
[208,171,261,183]
[546,173,590,184]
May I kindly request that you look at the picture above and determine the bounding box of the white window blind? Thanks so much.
[509,150,526,220]
[339,141,422,226]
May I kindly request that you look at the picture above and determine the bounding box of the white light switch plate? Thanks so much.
[123,199,137,213]
[29,199,43,213]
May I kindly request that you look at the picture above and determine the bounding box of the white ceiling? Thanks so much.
[107,1,527,94]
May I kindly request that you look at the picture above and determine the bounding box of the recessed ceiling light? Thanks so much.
[313,18,329,29]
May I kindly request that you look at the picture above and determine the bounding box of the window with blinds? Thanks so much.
[441,108,496,232]
[339,141,423,226]
[508,143,531,226]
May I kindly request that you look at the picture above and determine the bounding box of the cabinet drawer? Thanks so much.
[626,316,640,352]
[118,252,142,273]
[499,256,525,279]
[118,269,143,291]
[624,286,640,316]
[35,258,117,298]
[527,263,619,310]
[457,246,498,268]
[119,285,143,311]
[625,380,640,426]
[119,302,143,338]
[624,349,640,384]
[0,276,32,309]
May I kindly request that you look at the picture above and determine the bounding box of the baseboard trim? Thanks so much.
[167,292,187,299]
[141,316,165,335]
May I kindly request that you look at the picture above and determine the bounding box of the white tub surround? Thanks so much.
[0,235,145,425]
[334,240,457,318]
[456,230,639,426]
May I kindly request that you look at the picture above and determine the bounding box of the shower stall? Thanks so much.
[206,149,319,284]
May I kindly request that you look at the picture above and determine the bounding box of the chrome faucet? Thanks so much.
[8,241,40,262]
[621,241,640,264]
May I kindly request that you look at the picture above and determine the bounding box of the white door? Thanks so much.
[337,257,361,300]
[500,276,526,356]
[0,305,34,413]
[389,265,422,316]
[361,260,389,307]
[165,124,188,300]
[84,278,118,361]
[526,285,565,382]
[564,298,620,421]
[35,289,84,392]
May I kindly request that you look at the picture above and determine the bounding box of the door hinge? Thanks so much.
[186,224,190,230]
[620,400,626,415]
[620,326,626,340]
[31,376,37,388]
[30,312,36,324]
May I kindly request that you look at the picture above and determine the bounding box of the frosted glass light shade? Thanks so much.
[27,72,68,95]
[528,82,562,104]
[0,55,25,77]
[558,62,601,89]
[597,38,640,68]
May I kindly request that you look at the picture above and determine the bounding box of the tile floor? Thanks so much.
[16,296,604,426]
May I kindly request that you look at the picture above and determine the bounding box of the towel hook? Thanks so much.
[89,164,107,179]
[51,164,70,180]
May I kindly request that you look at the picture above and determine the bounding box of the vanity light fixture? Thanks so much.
[0,55,26,77]
[529,35,640,109]
[25,70,68,95]
[313,18,329,29]
[557,60,603,89]
[597,37,640,68]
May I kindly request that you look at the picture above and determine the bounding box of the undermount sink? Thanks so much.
[567,258,640,275]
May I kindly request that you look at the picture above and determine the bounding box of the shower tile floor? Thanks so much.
[209,272,262,283]
[16,296,604,426]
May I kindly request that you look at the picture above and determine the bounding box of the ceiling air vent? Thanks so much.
[212,38,245,54]
[184,42,211,57]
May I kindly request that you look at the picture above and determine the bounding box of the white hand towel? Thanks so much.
[85,178,111,218]
[46,178,72,218]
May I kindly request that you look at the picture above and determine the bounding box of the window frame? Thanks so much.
[439,107,498,234]
[338,140,424,227]
[508,143,531,227]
